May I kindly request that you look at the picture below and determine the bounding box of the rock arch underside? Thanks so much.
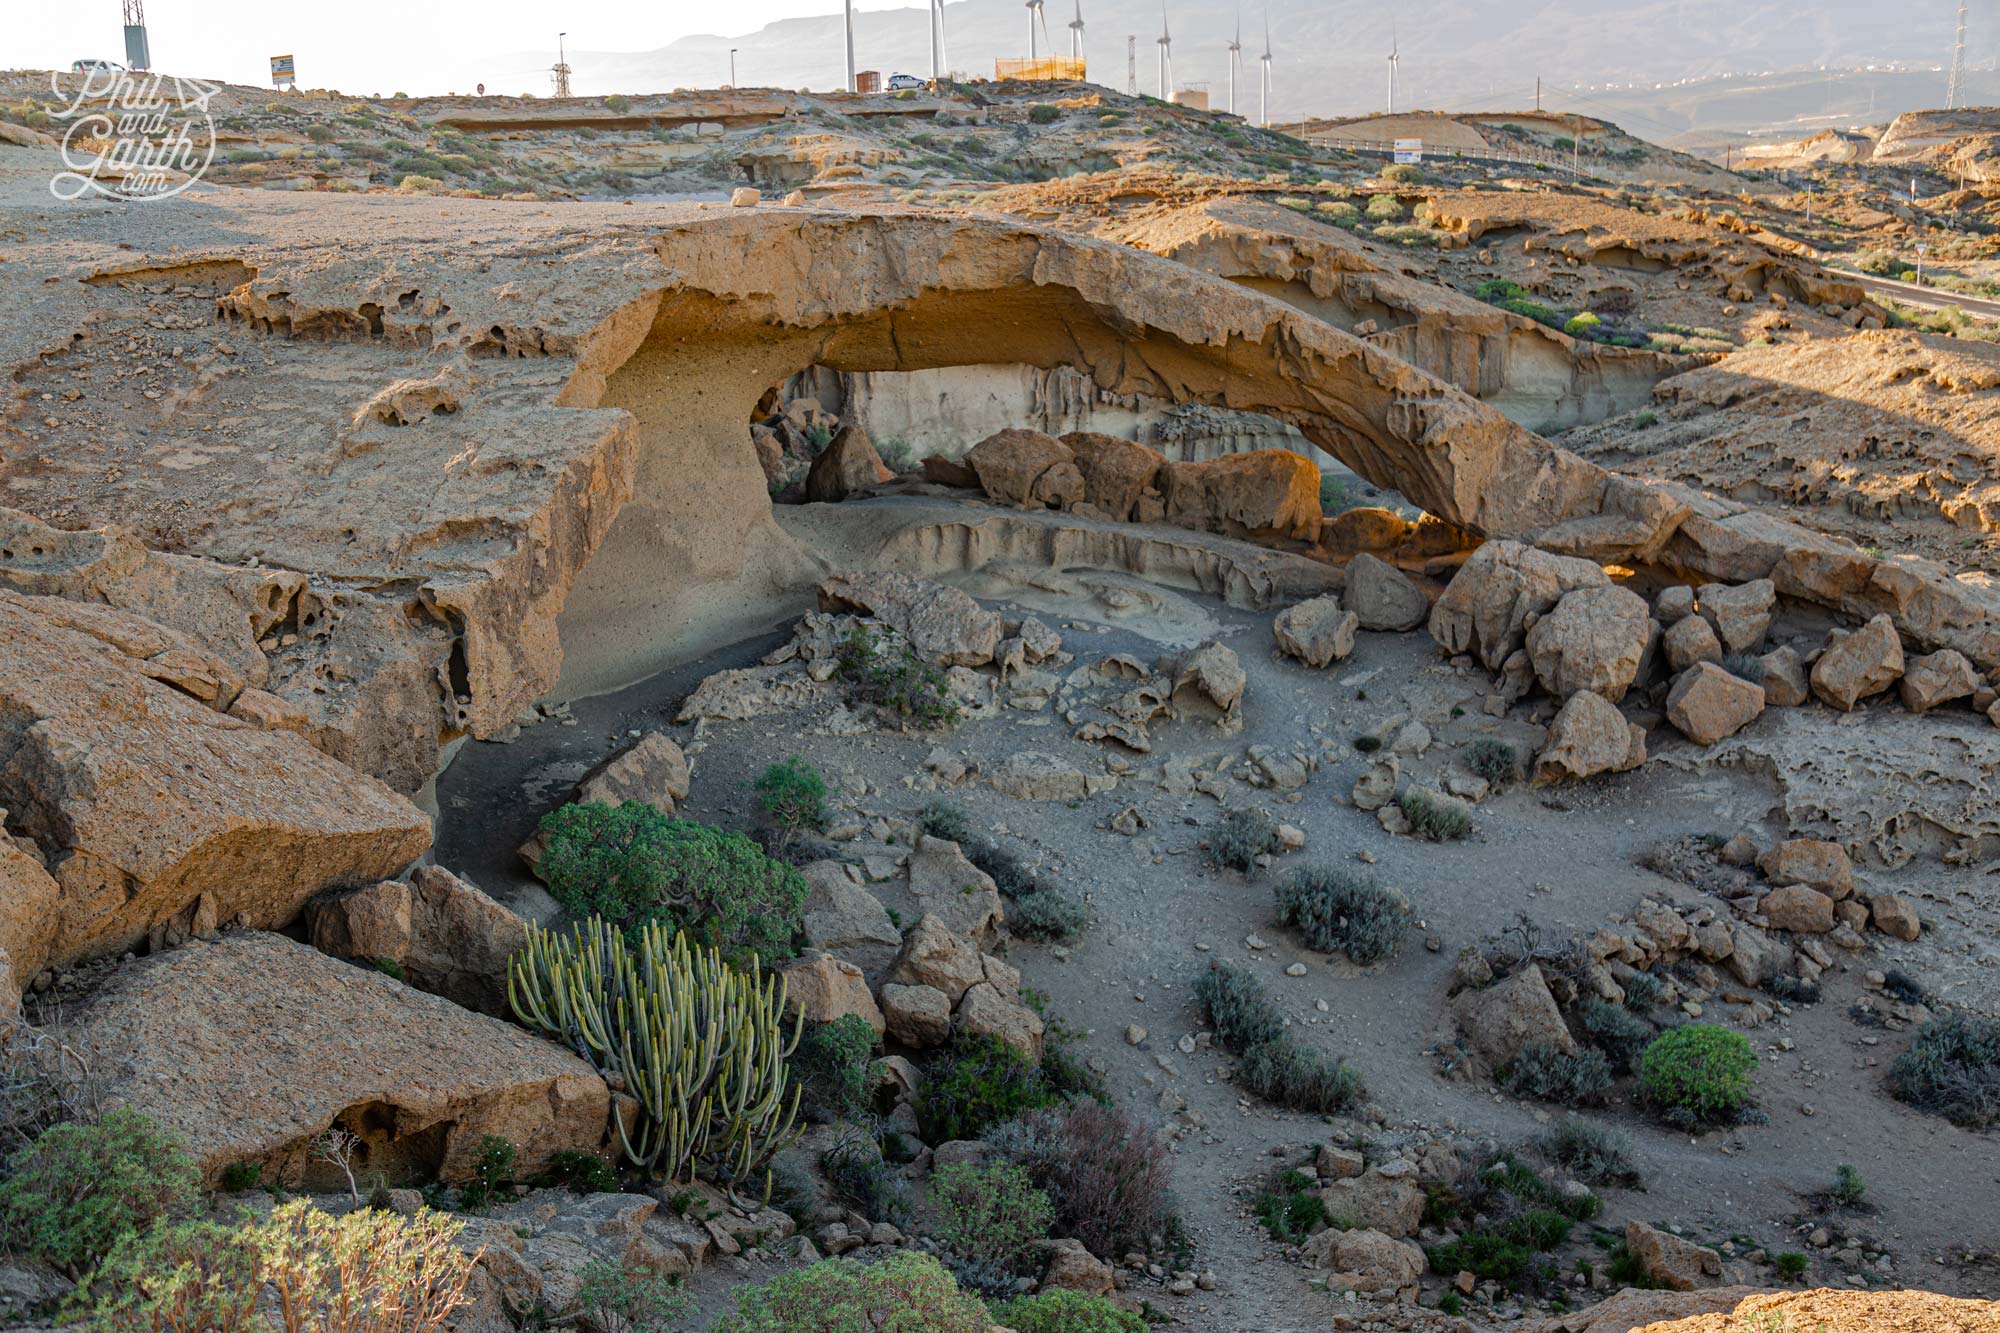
[0,196,1995,981]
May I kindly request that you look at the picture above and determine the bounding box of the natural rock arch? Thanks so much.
[552,208,1672,693]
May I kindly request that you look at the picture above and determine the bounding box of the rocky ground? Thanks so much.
[0,69,1997,1333]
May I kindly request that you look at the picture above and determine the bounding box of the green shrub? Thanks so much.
[1192,963,1284,1051]
[834,627,958,726]
[1315,199,1360,223]
[305,124,336,143]
[1029,103,1061,124]
[219,1161,262,1192]
[991,1289,1146,1333]
[455,1134,516,1211]
[1830,1163,1866,1207]
[917,1034,1057,1143]
[1504,1043,1612,1106]
[715,1253,987,1333]
[1380,162,1422,184]
[1773,1250,1810,1280]
[1374,223,1442,246]
[542,1149,619,1194]
[931,1162,1052,1272]
[535,803,806,963]
[1465,739,1522,788]
[917,799,973,843]
[1273,865,1410,963]
[1631,410,1660,428]
[0,1109,197,1272]
[1399,788,1471,841]
[822,1133,911,1227]
[1639,1025,1756,1127]
[1425,1201,1574,1291]
[1209,807,1281,872]
[603,94,632,112]
[1255,1174,1327,1242]
[1622,971,1663,1012]
[982,1100,1176,1260]
[1564,312,1602,337]
[1578,1000,1654,1073]
[1890,1013,2000,1129]
[79,1216,263,1331]
[1009,886,1089,941]
[755,758,829,834]
[793,1015,878,1123]
[1365,193,1403,219]
[1536,1120,1641,1188]
[1237,1038,1364,1113]
[1318,474,1351,512]
[577,1257,688,1333]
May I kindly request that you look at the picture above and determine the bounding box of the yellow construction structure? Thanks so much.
[995,57,1087,81]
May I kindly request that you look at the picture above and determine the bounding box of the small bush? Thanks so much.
[792,1015,878,1123]
[822,1134,911,1227]
[455,1134,517,1211]
[917,1034,1057,1144]
[1638,1025,1757,1127]
[834,627,958,726]
[715,1253,987,1333]
[755,758,828,834]
[1504,1043,1612,1107]
[1890,1013,2000,1129]
[1465,739,1522,788]
[1273,865,1410,964]
[1238,1039,1365,1114]
[989,1101,1176,1259]
[305,124,336,143]
[1029,103,1061,124]
[0,1109,197,1272]
[577,1257,689,1333]
[1537,1120,1641,1188]
[1009,886,1089,941]
[536,803,807,964]
[917,799,973,843]
[1192,962,1284,1051]
[931,1162,1052,1273]
[1210,807,1281,872]
[1318,474,1351,512]
[1578,1000,1654,1073]
[1365,193,1404,220]
[1631,410,1660,428]
[81,1216,263,1330]
[1881,969,1934,1007]
[1622,971,1663,1012]
[1564,312,1602,337]
[396,173,444,193]
[1316,199,1360,223]
[1400,788,1471,841]
[542,1149,619,1194]
[1255,1174,1328,1242]
[603,94,633,112]
[1830,1163,1866,1207]
[991,1289,1146,1333]
[1380,162,1422,184]
[1773,1250,1810,1280]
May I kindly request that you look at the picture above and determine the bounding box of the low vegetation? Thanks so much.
[1638,1024,1758,1129]
[917,1033,1059,1143]
[1889,1013,2000,1129]
[715,1253,988,1333]
[1272,865,1410,963]
[1194,963,1363,1114]
[1209,806,1282,872]
[834,626,959,726]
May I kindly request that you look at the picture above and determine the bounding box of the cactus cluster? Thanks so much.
[509,917,804,1195]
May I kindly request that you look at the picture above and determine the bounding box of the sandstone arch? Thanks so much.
[553,207,1678,693]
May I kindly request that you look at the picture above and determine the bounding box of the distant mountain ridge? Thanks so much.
[509,0,1988,124]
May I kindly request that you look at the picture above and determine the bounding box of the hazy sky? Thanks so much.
[13,0,904,95]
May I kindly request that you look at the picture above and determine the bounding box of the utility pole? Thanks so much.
[729,48,738,87]
[1535,76,1540,111]
[552,32,571,97]
[1127,36,1137,95]
[1948,2,1968,109]
[1572,113,1581,176]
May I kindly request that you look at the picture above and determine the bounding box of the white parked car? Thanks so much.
[71,59,127,75]
[886,73,925,91]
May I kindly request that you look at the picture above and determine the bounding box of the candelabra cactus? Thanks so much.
[509,917,803,1197]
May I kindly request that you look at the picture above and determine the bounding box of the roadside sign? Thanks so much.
[270,54,296,88]
[1393,137,1422,164]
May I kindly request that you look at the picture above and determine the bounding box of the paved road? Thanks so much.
[1859,272,2000,323]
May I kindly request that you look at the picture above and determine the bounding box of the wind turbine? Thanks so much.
[1027,0,1047,60]
[1386,22,1399,116]
[1157,0,1173,101]
[1069,0,1086,62]
[1259,5,1271,127]
[1227,4,1242,116]
[843,0,856,92]
[930,0,950,81]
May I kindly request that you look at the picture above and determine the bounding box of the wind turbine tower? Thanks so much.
[1228,6,1242,116]
[930,0,950,81]
[844,0,857,92]
[1028,0,1045,60]
[1259,7,1272,127]
[1947,1,1969,109]
[1157,2,1173,101]
[1070,0,1086,61]
[1387,24,1400,116]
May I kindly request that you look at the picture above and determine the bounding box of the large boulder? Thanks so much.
[1343,554,1430,632]
[1760,885,1835,934]
[956,980,1044,1059]
[818,572,1003,668]
[799,861,901,980]
[1624,1220,1725,1291]
[1810,615,1904,710]
[1525,584,1653,702]
[1059,432,1163,521]
[1172,641,1247,727]
[1301,1227,1426,1292]
[880,982,953,1048]
[1317,1168,1426,1239]
[1757,646,1810,706]
[965,429,1074,507]
[1665,663,1766,745]
[1662,614,1723,674]
[1161,450,1323,543]
[889,914,986,1002]
[903,836,1005,944]
[804,423,894,502]
[1696,579,1775,653]
[986,751,1110,802]
[1273,595,1358,668]
[1449,964,1574,1071]
[307,866,527,1016]
[0,591,431,972]
[1534,689,1646,783]
[1429,541,1611,671]
[1757,839,1854,898]
[1898,649,1979,713]
[0,841,58,1001]
[779,952,885,1036]
[1321,506,1412,557]
[72,932,608,1188]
